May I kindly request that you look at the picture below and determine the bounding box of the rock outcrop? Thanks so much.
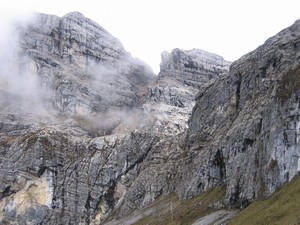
[0,11,229,225]
[142,49,230,136]
[1,10,300,225]
[3,11,154,118]
[185,19,300,207]
[160,48,230,88]
[0,11,159,224]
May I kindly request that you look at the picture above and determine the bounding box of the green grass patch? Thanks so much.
[132,184,226,225]
[229,174,300,225]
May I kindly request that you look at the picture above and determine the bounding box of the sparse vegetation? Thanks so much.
[132,184,226,225]
[229,174,300,225]
[269,158,279,171]
[276,64,300,101]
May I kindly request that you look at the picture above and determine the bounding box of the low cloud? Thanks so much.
[72,108,144,136]
[0,12,155,136]
[0,13,52,118]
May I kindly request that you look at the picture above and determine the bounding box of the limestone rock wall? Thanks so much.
[0,11,231,224]
[160,48,231,88]
[1,10,300,225]
[9,12,155,117]
[185,19,300,207]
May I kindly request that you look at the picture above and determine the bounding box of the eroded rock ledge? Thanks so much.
[0,11,230,224]
[1,11,300,225]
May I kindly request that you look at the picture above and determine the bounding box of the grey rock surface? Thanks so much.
[192,210,237,225]
[1,10,300,225]
[6,11,155,118]
[185,19,300,207]
[0,11,229,225]
[160,48,230,88]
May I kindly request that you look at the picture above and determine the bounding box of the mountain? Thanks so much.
[0,11,228,224]
[1,11,155,119]
[187,18,300,205]
[0,11,300,225]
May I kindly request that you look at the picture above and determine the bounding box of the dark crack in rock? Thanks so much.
[0,11,230,225]
[186,19,300,208]
[1,10,300,225]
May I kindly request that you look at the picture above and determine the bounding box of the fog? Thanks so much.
[0,12,154,136]
[0,14,51,118]
[73,59,155,136]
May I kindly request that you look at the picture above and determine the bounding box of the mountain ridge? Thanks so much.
[0,11,299,225]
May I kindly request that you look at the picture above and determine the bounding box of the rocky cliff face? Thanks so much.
[160,48,230,88]
[0,11,159,224]
[0,12,229,225]
[2,11,154,119]
[1,10,300,225]
[185,19,300,207]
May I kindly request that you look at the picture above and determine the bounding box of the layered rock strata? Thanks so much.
[3,11,154,118]
[160,48,230,88]
[1,10,300,225]
[185,19,300,207]
[0,11,229,224]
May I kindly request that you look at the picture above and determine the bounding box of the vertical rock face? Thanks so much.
[23,12,126,67]
[160,48,231,88]
[185,19,300,207]
[0,11,158,224]
[143,49,230,135]
[5,11,155,118]
[0,11,231,225]
[1,10,300,225]
[143,49,231,136]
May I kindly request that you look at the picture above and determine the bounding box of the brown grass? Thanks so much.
[132,184,226,225]
[276,64,300,101]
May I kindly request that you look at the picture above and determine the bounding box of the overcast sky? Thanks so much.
[1,0,300,73]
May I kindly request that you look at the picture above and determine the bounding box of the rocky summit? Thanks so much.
[0,11,300,225]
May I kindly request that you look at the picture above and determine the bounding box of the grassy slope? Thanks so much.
[114,174,300,225]
[230,174,300,225]
[132,184,226,225]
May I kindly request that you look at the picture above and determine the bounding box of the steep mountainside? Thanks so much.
[160,48,230,88]
[107,19,300,225]
[0,12,229,225]
[1,11,154,119]
[186,18,300,207]
[1,11,300,225]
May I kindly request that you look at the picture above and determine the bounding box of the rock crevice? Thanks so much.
[1,11,300,225]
